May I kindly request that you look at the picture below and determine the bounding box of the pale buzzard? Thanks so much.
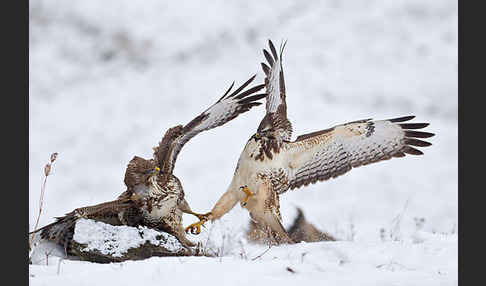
[186,40,435,244]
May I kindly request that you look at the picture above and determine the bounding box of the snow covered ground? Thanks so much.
[29,0,457,285]
[30,233,457,286]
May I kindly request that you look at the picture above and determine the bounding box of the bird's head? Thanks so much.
[254,117,277,141]
[124,156,162,188]
[256,130,277,140]
[143,166,164,186]
[145,166,161,177]
[252,130,277,141]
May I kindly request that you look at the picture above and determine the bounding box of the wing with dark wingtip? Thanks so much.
[161,75,266,174]
[259,39,292,140]
[280,116,434,192]
[29,199,136,253]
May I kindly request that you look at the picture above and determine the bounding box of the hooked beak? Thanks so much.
[150,167,161,176]
[253,132,260,139]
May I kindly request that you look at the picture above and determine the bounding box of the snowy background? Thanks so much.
[29,0,457,285]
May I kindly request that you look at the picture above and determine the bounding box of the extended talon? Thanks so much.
[195,212,212,222]
[185,212,211,235]
[185,220,206,235]
[240,185,255,206]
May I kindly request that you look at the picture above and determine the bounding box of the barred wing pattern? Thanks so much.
[29,199,135,246]
[166,75,265,172]
[153,126,184,174]
[284,116,434,191]
[259,40,292,140]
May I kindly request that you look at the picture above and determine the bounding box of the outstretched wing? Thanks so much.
[163,75,266,174]
[29,199,135,251]
[280,116,434,192]
[153,126,184,173]
[258,39,292,140]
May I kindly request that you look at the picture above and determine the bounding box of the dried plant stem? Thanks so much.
[389,198,410,241]
[29,152,58,250]
[30,177,48,247]
[57,257,64,275]
[251,244,272,261]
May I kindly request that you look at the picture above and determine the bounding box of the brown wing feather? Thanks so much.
[259,40,292,140]
[166,75,265,170]
[282,116,434,191]
[153,125,184,175]
[30,199,136,254]
[75,199,135,220]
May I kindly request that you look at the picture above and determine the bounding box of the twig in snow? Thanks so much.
[29,152,58,249]
[219,233,226,262]
[379,228,386,242]
[57,257,64,275]
[301,252,307,264]
[389,198,410,241]
[348,219,356,241]
[251,244,272,261]
[238,239,248,260]
[286,266,296,274]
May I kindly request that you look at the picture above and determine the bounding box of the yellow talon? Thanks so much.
[185,212,211,235]
[194,212,212,222]
[240,185,255,206]
[185,220,206,235]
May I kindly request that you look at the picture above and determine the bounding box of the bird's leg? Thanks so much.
[240,185,255,206]
[178,199,213,234]
[184,212,212,235]
[249,180,295,245]
[186,211,212,222]
[185,190,239,235]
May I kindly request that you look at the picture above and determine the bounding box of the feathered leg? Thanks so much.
[185,190,239,234]
[178,198,212,228]
[159,210,196,248]
[245,179,294,245]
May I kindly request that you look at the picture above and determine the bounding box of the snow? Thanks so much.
[29,0,457,285]
[73,219,183,257]
[29,234,457,286]
[30,240,66,266]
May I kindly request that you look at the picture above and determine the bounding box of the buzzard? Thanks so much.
[30,75,265,251]
[186,40,435,244]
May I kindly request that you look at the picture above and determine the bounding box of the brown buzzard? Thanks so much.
[30,75,265,251]
[186,40,435,244]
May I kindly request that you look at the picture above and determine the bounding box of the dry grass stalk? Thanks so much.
[251,243,272,261]
[389,198,410,241]
[29,152,58,250]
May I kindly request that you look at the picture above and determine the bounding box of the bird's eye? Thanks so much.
[253,133,261,140]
